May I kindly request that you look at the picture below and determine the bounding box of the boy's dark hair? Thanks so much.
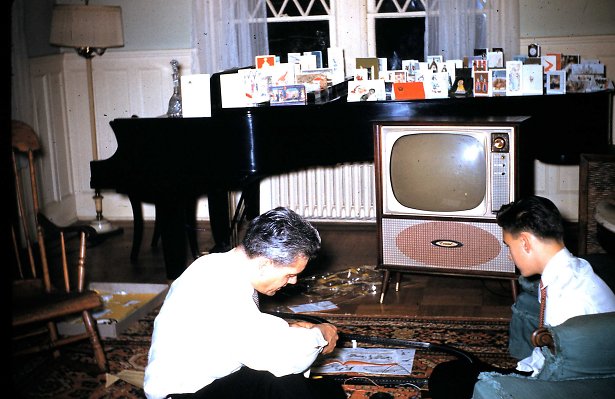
[496,195,564,241]
[242,207,321,265]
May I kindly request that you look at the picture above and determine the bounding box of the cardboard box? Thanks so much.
[57,282,168,338]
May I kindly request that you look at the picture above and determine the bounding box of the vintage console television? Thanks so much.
[374,117,529,295]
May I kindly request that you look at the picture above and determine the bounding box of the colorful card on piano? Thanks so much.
[392,82,425,100]
[270,85,307,106]
[347,80,386,102]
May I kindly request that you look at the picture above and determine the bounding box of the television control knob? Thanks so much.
[493,137,506,150]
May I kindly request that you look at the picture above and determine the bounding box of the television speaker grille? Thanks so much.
[381,218,516,275]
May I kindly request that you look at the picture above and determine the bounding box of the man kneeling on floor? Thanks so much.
[144,207,345,399]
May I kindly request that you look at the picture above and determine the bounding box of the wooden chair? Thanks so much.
[11,120,108,373]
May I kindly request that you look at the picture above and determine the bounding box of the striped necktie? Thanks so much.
[538,280,547,327]
[253,289,260,309]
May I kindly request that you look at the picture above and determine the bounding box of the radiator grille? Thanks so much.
[259,163,376,220]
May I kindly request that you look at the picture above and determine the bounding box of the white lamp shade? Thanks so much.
[50,4,124,49]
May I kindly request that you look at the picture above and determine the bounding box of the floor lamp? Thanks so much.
[50,3,124,234]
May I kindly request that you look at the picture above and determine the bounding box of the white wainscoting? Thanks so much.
[28,49,193,224]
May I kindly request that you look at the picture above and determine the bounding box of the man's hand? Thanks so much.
[312,323,338,354]
[288,321,339,354]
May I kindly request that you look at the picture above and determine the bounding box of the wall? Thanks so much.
[25,0,192,57]
[14,0,615,223]
[24,1,615,56]
[520,0,615,37]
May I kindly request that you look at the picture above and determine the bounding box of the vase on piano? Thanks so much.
[167,59,182,118]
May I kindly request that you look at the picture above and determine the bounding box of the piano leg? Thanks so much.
[128,195,200,264]
[156,198,193,280]
[185,198,200,258]
[207,188,232,253]
[208,182,260,250]
[128,194,144,263]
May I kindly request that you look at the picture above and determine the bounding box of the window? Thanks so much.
[266,0,331,63]
[266,0,427,69]
[370,1,426,69]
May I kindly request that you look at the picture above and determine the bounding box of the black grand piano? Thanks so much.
[91,69,613,279]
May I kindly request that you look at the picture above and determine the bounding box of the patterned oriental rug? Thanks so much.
[11,310,516,398]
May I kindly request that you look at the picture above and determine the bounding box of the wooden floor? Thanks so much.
[87,220,516,320]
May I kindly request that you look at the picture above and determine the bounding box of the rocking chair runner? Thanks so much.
[11,120,108,372]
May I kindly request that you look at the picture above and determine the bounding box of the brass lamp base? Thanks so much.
[90,217,118,234]
[91,190,123,235]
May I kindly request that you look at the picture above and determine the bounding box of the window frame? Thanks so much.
[266,0,429,71]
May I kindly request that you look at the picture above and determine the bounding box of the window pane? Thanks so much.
[268,21,330,63]
[266,0,329,17]
[376,17,425,69]
[377,0,425,13]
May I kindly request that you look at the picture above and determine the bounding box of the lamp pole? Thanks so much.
[80,48,118,234]
[50,4,124,235]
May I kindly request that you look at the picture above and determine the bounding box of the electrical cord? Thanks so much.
[266,311,480,366]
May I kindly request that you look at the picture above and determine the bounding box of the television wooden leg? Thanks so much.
[380,269,391,304]
[395,272,402,292]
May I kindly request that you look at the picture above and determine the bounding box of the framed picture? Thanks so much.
[389,70,408,83]
[378,57,388,77]
[505,60,523,96]
[392,82,425,100]
[347,79,386,102]
[427,58,441,73]
[571,62,605,76]
[327,47,346,85]
[355,57,380,80]
[487,51,504,68]
[255,55,275,69]
[287,52,302,64]
[354,68,368,82]
[299,54,317,70]
[541,55,557,73]
[304,51,323,68]
[239,68,270,104]
[562,54,581,74]
[473,71,491,96]
[266,63,296,86]
[296,72,328,92]
[546,53,562,70]
[546,71,566,94]
[521,64,544,95]
[424,71,450,98]
[450,67,473,97]
[567,74,593,93]
[490,68,507,96]
[472,59,488,73]
[180,73,212,117]
[270,85,307,106]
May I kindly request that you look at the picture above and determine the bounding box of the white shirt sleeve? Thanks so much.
[517,347,545,376]
[227,312,329,376]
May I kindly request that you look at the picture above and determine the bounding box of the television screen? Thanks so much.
[390,133,486,212]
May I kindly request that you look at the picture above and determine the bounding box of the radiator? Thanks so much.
[259,163,376,220]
